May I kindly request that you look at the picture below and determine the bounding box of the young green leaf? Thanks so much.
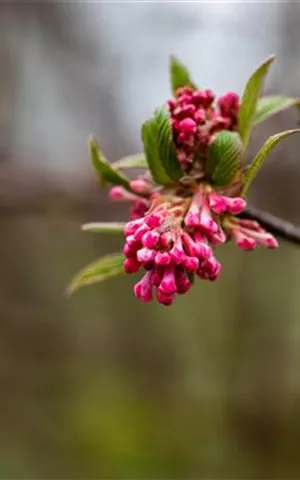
[238,55,275,146]
[81,222,125,234]
[112,154,147,170]
[242,128,300,196]
[66,253,125,296]
[170,56,197,96]
[89,136,131,189]
[253,95,300,126]
[206,131,244,186]
[141,107,182,185]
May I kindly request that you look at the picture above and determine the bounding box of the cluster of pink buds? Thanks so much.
[168,87,239,170]
[108,180,278,306]
[122,192,220,306]
[71,56,294,304]
[109,177,154,220]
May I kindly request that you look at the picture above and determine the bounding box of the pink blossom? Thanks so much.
[209,192,246,215]
[130,178,152,195]
[119,171,278,306]
[124,257,140,274]
[159,264,177,294]
[109,186,138,202]
[156,288,175,306]
[167,86,240,170]
[227,218,279,250]
[175,267,192,294]
[134,272,153,302]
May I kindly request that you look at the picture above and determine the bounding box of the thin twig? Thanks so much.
[241,206,300,246]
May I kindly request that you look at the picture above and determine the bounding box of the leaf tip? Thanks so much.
[265,53,276,62]
[88,134,97,148]
[170,54,180,67]
[65,282,76,298]
[258,54,276,70]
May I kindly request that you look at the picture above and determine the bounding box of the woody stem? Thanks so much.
[239,206,300,246]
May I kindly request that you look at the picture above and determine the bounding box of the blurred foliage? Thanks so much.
[2,2,300,479]
[1,213,300,478]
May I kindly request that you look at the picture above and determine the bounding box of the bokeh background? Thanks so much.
[1,2,300,478]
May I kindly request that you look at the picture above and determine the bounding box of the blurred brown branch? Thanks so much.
[239,206,300,246]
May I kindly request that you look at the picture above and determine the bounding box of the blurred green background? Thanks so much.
[1,2,300,478]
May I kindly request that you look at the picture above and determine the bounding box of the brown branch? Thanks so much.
[241,206,300,246]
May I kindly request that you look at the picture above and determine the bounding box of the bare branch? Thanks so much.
[241,206,300,246]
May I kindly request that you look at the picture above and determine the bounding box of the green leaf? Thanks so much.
[112,154,147,170]
[253,95,300,126]
[242,128,300,196]
[67,253,125,296]
[238,55,275,146]
[170,56,197,95]
[81,222,125,234]
[206,131,243,186]
[89,136,131,189]
[141,107,182,185]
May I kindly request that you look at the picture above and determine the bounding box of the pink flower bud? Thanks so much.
[178,132,191,143]
[185,187,203,228]
[124,218,144,236]
[123,243,138,258]
[232,229,256,250]
[145,212,163,228]
[156,288,175,306]
[169,236,186,264]
[177,151,188,164]
[193,231,213,258]
[208,227,227,247]
[151,267,164,287]
[155,252,171,266]
[134,224,150,241]
[218,91,240,117]
[205,257,222,280]
[185,211,200,228]
[238,219,261,231]
[134,272,153,303]
[177,104,196,119]
[194,109,206,123]
[123,258,140,274]
[198,256,221,281]
[204,89,215,107]
[264,235,279,249]
[211,116,230,131]
[130,200,149,220]
[191,90,208,107]
[179,118,197,135]
[130,179,152,195]
[178,93,193,106]
[199,202,219,233]
[169,247,186,264]
[182,232,203,258]
[208,192,228,214]
[226,197,247,214]
[109,186,137,202]
[159,265,177,295]
[183,256,199,272]
[126,235,140,248]
[175,267,192,294]
[137,247,156,265]
[167,99,176,111]
[142,230,160,248]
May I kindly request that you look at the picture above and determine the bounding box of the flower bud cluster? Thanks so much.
[168,87,240,169]
[109,181,278,305]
